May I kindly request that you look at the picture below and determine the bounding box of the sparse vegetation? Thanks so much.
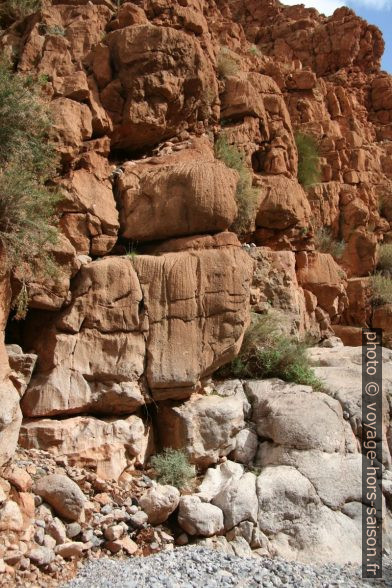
[377,243,392,275]
[150,449,196,490]
[44,25,66,36]
[248,45,262,57]
[0,0,41,24]
[295,132,321,188]
[371,273,392,305]
[0,59,59,277]
[127,242,139,259]
[214,134,259,235]
[217,47,239,78]
[216,313,324,390]
[315,227,345,260]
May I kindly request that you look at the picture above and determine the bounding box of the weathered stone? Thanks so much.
[158,394,245,467]
[34,475,86,522]
[212,473,258,531]
[178,496,224,537]
[139,484,180,525]
[20,415,153,480]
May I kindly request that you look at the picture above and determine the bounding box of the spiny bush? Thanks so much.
[295,132,321,188]
[315,227,345,260]
[371,273,392,305]
[216,313,323,390]
[214,135,259,235]
[217,47,239,78]
[0,59,59,271]
[0,0,41,24]
[150,449,196,490]
[377,243,392,275]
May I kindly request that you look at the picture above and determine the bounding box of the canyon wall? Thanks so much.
[0,0,391,580]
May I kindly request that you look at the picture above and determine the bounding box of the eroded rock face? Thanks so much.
[104,24,217,150]
[117,147,238,242]
[22,239,252,417]
[158,393,246,467]
[19,415,153,480]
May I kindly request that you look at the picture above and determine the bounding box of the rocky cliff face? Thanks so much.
[0,0,391,583]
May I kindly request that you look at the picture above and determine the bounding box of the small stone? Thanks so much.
[100,504,113,515]
[46,517,67,544]
[175,533,189,546]
[128,511,148,528]
[0,501,24,532]
[126,505,138,515]
[0,559,5,573]
[4,550,23,566]
[55,542,85,559]
[43,535,56,550]
[81,529,94,543]
[34,527,45,545]
[115,536,138,555]
[28,547,55,567]
[104,525,124,541]
[2,466,32,493]
[19,557,30,571]
[66,522,82,539]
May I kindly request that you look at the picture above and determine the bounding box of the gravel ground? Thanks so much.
[63,546,392,588]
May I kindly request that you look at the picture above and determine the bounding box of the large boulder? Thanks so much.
[244,380,348,453]
[139,484,180,525]
[34,475,86,522]
[19,415,153,480]
[103,24,217,150]
[158,393,246,468]
[117,148,238,242]
[22,239,252,412]
[256,466,362,564]
[212,472,258,531]
[178,496,224,537]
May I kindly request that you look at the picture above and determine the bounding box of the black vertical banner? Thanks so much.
[362,328,383,579]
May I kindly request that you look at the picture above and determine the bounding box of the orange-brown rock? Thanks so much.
[296,252,347,322]
[117,148,238,242]
[19,415,153,480]
[21,239,252,415]
[103,24,217,150]
[256,176,311,231]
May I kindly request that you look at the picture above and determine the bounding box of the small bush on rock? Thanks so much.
[217,314,323,390]
[217,47,239,78]
[0,0,41,24]
[150,449,195,490]
[214,134,259,235]
[371,273,392,305]
[0,60,59,270]
[377,243,392,275]
[315,227,345,260]
[295,132,321,188]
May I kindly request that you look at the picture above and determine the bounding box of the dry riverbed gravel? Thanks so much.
[63,546,392,588]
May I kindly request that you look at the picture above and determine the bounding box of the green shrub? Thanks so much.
[217,47,239,78]
[214,135,259,235]
[377,243,392,275]
[315,227,345,259]
[217,314,323,390]
[248,45,262,57]
[0,60,59,272]
[150,449,195,490]
[0,0,41,24]
[44,25,66,36]
[295,132,321,188]
[371,273,392,305]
